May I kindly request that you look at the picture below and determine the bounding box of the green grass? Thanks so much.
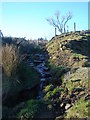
[18,99,48,120]
[45,91,52,99]
[3,62,40,106]
[3,62,40,94]
[2,99,48,119]
[48,63,65,84]
[43,84,54,93]
[17,62,40,89]
[65,98,89,118]
[73,53,87,59]
[45,87,65,100]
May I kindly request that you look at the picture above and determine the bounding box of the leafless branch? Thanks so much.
[46,11,72,34]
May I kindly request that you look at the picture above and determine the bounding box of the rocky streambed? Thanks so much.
[27,53,52,99]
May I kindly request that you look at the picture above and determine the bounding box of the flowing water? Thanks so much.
[28,54,52,99]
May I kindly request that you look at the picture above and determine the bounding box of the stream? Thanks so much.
[28,53,52,99]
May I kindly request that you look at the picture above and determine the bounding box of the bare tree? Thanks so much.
[46,11,72,34]
[64,12,72,33]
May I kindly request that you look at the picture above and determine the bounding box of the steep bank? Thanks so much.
[44,31,90,119]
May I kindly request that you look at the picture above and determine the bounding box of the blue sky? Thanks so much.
[0,2,88,40]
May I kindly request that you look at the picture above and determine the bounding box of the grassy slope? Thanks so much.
[46,32,89,68]
[45,32,90,119]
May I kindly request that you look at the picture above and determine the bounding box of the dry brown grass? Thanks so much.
[2,44,20,77]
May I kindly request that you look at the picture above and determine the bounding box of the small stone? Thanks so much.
[44,67,49,71]
[21,115,24,120]
[53,103,56,107]
[70,93,76,98]
[60,103,64,108]
[60,48,62,51]
[56,115,64,120]
[65,104,72,110]
[47,104,52,110]
[62,46,66,50]
[40,78,45,82]
[79,91,85,96]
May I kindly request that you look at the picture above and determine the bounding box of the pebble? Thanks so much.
[47,104,52,110]
[65,104,72,110]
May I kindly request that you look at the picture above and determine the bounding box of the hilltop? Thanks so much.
[46,31,89,69]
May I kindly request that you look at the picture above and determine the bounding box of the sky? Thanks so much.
[0,2,88,40]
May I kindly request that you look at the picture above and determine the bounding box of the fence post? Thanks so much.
[55,27,56,36]
[74,22,76,32]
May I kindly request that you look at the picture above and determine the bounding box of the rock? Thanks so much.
[60,103,64,108]
[20,116,24,120]
[56,115,64,120]
[40,82,43,90]
[40,56,45,61]
[44,67,49,71]
[79,91,85,96]
[70,93,76,98]
[37,90,42,100]
[72,97,77,103]
[62,46,66,50]
[46,77,52,81]
[47,104,53,110]
[52,56,56,60]
[40,73,45,77]
[84,94,90,101]
[51,98,54,102]
[73,87,84,93]
[44,72,51,78]
[29,62,34,67]
[43,95,47,100]
[62,98,71,104]
[37,95,41,100]
[53,103,56,107]
[49,85,54,91]
[34,60,42,65]
[60,44,63,48]
[65,104,72,110]
[40,78,46,82]
[60,48,63,51]
[71,79,81,82]
[74,91,79,95]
